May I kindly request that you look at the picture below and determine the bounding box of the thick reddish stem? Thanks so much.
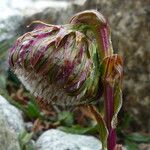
[70,10,118,150]
[104,83,116,150]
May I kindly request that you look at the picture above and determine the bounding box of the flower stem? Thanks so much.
[104,82,116,150]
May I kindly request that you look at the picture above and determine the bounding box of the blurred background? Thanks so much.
[0,0,150,149]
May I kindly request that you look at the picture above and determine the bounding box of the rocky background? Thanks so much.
[0,0,150,149]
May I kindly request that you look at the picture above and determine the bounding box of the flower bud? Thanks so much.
[9,17,103,106]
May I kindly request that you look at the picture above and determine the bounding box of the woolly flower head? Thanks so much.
[9,10,110,107]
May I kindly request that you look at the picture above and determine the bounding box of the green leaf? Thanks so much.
[120,113,133,129]
[0,74,8,97]
[58,124,98,134]
[88,105,108,150]
[26,100,41,119]
[58,111,74,127]
[0,40,10,60]
[8,95,42,120]
[21,132,33,146]
[18,130,33,150]
[125,133,150,143]
[111,84,122,129]
[24,143,35,150]
[125,140,139,150]
[0,75,6,89]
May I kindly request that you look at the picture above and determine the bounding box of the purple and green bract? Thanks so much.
[9,10,123,150]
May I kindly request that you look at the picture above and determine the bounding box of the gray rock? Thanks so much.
[0,113,20,150]
[0,95,25,134]
[35,129,102,150]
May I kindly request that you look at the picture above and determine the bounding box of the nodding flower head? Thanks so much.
[9,10,113,107]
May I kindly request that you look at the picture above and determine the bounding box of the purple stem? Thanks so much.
[104,83,116,150]
[69,10,117,149]
[99,23,116,150]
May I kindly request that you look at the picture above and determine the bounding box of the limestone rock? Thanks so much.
[0,113,20,150]
[35,129,101,150]
[0,95,25,134]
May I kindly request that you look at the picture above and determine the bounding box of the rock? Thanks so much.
[35,129,101,150]
[0,95,25,134]
[0,113,20,150]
